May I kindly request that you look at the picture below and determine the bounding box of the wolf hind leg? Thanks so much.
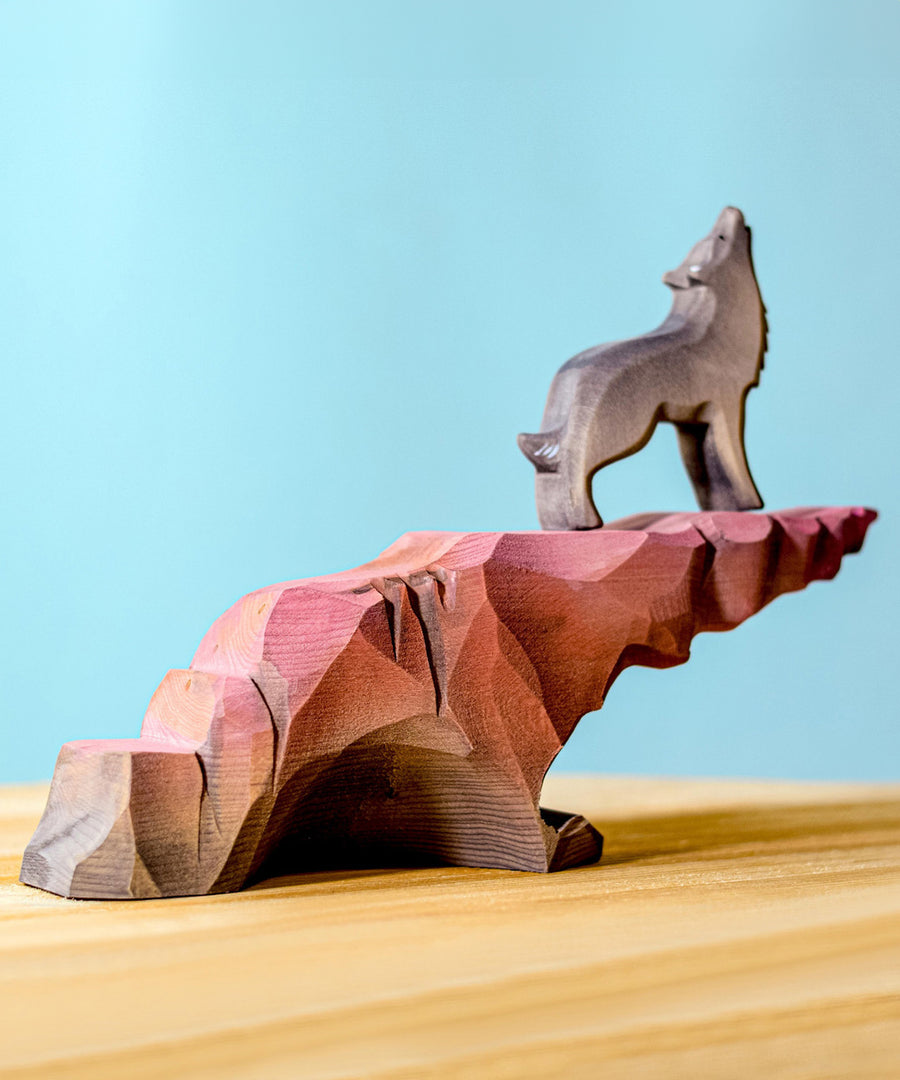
[533,405,663,530]
[676,397,763,512]
[535,468,603,530]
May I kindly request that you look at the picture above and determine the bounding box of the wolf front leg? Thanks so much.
[676,397,763,512]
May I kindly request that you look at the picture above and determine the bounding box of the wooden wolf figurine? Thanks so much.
[518,206,767,529]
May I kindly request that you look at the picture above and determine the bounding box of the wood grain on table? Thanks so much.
[2,775,899,1079]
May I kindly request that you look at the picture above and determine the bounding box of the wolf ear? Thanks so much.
[517,431,562,473]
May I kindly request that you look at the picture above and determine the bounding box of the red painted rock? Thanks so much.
[21,506,876,899]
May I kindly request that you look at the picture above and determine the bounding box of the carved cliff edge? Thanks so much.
[21,506,875,900]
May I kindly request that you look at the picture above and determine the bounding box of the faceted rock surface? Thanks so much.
[21,506,876,898]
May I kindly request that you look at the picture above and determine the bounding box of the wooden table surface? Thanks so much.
[2,775,899,1079]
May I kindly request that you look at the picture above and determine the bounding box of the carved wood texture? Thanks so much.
[20,506,875,899]
[519,206,768,528]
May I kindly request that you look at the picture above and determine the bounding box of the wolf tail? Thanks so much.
[517,429,563,473]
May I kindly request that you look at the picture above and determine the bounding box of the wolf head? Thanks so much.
[662,206,751,291]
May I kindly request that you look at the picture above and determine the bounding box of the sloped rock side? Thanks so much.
[21,507,875,899]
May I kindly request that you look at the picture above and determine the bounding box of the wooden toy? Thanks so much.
[519,206,767,529]
[20,208,878,900]
[21,507,875,899]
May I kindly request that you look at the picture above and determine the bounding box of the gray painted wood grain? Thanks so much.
[519,206,767,529]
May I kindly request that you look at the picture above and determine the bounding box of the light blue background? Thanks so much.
[1,2,897,782]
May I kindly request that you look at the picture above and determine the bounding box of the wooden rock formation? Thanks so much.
[21,506,875,900]
[519,206,767,529]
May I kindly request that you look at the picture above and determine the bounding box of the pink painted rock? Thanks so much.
[21,506,875,899]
